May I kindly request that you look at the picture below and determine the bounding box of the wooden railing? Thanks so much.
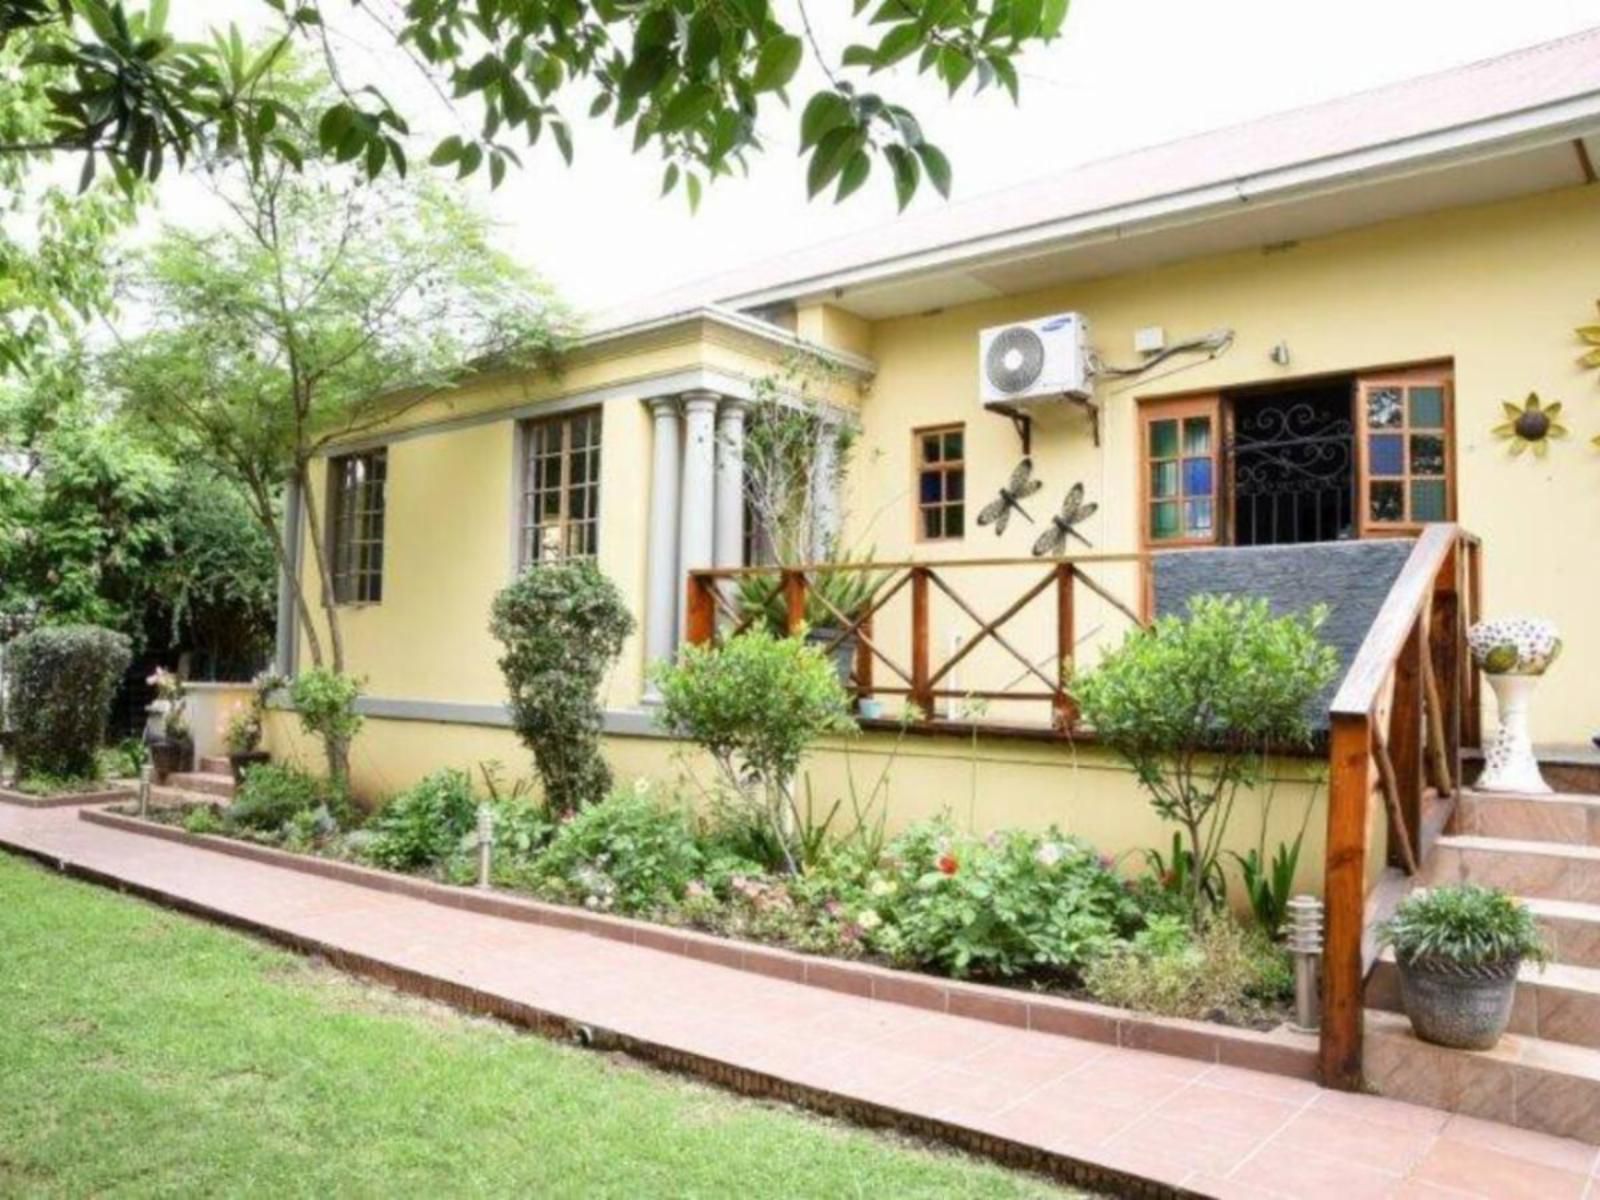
[685,554,1151,733]
[1319,524,1482,1089]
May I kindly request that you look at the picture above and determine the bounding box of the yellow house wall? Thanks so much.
[262,709,1333,894]
[845,183,1600,743]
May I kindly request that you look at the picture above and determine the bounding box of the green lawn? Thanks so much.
[0,853,1077,1198]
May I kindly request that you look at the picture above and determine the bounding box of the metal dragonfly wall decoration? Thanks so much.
[1031,483,1098,556]
[976,458,1044,536]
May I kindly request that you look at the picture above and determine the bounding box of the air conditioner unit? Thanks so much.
[979,312,1091,409]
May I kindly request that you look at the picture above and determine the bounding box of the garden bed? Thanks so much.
[84,804,1316,1081]
[0,782,132,809]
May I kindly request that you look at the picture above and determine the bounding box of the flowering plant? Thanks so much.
[147,668,188,740]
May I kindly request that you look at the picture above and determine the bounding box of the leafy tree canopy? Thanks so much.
[0,0,1069,208]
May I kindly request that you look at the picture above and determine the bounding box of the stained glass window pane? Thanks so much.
[1149,419,1178,459]
[1182,418,1212,456]
[946,505,964,538]
[922,508,943,539]
[1409,386,1445,429]
[943,431,964,460]
[1183,457,1213,496]
[1151,501,1180,540]
[1150,461,1179,498]
[1369,481,1404,523]
[1410,434,1446,477]
[1186,499,1214,536]
[919,472,941,503]
[1411,480,1447,522]
[946,472,964,501]
[1367,387,1403,429]
[922,436,941,464]
[1369,433,1404,477]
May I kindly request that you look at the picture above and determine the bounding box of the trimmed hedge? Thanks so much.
[7,624,132,779]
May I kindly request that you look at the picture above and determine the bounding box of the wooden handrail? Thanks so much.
[1320,523,1475,1091]
[1329,524,1460,717]
[690,551,1151,578]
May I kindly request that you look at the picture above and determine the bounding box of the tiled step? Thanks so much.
[1524,898,1600,970]
[1370,950,1600,1051]
[147,786,228,810]
[1427,834,1600,903]
[197,756,231,776]
[163,772,235,800]
[1365,1008,1600,1143]
[1455,790,1600,846]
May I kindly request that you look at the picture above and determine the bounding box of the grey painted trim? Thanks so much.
[273,477,304,676]
[577,305,878,377]
[267,693,672,739]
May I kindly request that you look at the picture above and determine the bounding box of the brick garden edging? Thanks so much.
[0,785,132,810]
[81,806,1317,1082]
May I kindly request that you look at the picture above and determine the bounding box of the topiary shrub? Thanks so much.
[365,768,480,872]
[7,624,132,781]
[1071,595,1338,924]
[652,629,855,874]
[490,560,634,815]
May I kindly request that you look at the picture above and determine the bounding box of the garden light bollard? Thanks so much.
[477,802,494,890]
[138,764,152,819]
[1286,894,1324,1033]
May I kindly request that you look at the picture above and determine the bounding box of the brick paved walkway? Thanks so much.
[2,804,1596,1199]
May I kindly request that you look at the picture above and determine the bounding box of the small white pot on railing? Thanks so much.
[1468,618,1561,794]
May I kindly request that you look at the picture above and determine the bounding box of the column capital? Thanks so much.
[680,388,721,414]
[716,396,750,418]
[645,394,680,417]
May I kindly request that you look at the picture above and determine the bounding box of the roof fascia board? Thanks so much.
[721,90,1600,312]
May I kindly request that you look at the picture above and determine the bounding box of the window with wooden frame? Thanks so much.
[520,408,602,565]
[1357,367,1454,532]
[329,448,387,605]
[1139,396,1219,547]
[915,424,965,541]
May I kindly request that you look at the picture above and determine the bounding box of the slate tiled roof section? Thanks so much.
[1152,539,1415,726]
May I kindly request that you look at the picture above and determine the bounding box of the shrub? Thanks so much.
[7,624,132,780]
[1381,884,1549,968]
[1083,915,1292,1022]
[860,822,1141,979]
[653,630,855,873]
[531,786,702,914]
[226,764,324,834]
[490,560,635,815]
[1072,595,1338,923]
[289,668,363,793]
[365,769,480,872]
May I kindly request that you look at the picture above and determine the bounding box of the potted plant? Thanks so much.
[1468,617,1562,794]
[734,556,885,692]
[224,669,284,784]
[145,668,192,781]
[1380,884,1548,1050]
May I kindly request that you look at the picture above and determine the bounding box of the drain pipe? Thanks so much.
[1286,894,1324,1033]
[476,802,494,890]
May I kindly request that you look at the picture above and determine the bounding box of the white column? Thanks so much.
[810,417,842,560]
[642,396,682,701]
[713,399,747,570]
[677,391,719,641]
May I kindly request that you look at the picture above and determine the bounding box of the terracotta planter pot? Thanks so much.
[1397,953,1521,1050]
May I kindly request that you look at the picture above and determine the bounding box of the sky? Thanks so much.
[164,1,1600,319]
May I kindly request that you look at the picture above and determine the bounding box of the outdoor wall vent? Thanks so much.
[978,312,1091,411]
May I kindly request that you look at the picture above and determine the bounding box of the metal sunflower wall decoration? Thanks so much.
[1576,302,1600,449]
[1493,393,1568,456]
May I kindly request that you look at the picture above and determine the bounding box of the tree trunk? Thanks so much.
[296,459,345,674]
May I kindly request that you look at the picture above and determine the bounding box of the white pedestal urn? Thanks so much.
[1468,617,1562,795]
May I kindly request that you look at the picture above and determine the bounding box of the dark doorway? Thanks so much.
[1228,381,1356,546]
